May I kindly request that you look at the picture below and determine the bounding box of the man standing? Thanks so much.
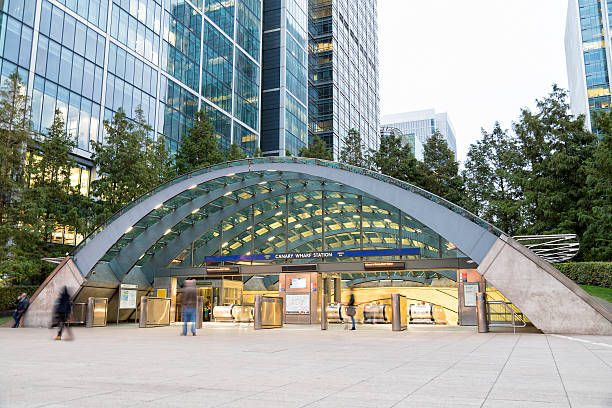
[182,279,197,336]
[12,293,29,328]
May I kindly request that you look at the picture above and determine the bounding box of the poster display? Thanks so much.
[289,277,307,289]
[463,283,479,307]
[285,294,310,314]
[119,284,138,309]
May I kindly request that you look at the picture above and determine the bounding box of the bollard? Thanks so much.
[139,296,147,328]
[321,293,328,330]
[86,297,95,328]
[196,296,203,329]
[476,292,488,333]
[254,295,262,330]
[391,293,401,331]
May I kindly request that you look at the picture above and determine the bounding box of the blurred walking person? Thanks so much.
[347,293,356,330]
[182,279,197,336]
[53,286,73,340]
[12,293,28,328]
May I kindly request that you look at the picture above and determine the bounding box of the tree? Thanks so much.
[419,131,464,205]
[226,143,246,161]
[462,123,523,234]
[0,71,35,283]
[513,85,595,242]
[298,136,333,161]
[580,111,612,260]
[136,107,173,187]
[174,109,223,174]
[253,147,263,157]
[371,133,421,184]
[340,128,367,166]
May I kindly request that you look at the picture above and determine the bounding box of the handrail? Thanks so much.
[72,157,506,256]
[486,300,526,334]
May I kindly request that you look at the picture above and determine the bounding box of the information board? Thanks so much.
[289,277,307,289]
[463,283,479,307]
[119,284,138,309]
[285,294,310,314]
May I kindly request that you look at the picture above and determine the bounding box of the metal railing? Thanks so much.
[486,300,526,334]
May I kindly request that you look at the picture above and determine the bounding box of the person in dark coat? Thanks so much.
[54,286,73,340]
[182,279,197,336]
[12,293,28,328]
[347,293,356,330]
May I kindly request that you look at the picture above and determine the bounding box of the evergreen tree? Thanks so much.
[136,107,173,187]
[285,149,292,157]
[340,128,367,166]
[253,147,263,157]
[371,133,421,184]
[513,85,595,240]
[174,110,223,174]
[462,123,523,234]
[226,143,246,161]
[298,136,333,160]
[580,111,612,260]
[419,131,464,204]
[0,71,34,282]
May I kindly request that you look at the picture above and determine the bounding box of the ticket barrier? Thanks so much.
[392,294,408,331]
[86,297,108,327]
[254,295,283,329]
[139,296,171,328]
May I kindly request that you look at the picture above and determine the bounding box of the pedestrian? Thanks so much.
[182,279,197,336]
[53,286,73,340]
[347,293,356,330]
[12,293,29,328]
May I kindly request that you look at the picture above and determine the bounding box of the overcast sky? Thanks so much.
[378,0,569,163]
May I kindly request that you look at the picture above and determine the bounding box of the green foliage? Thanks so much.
[0,286,38,311]
[371,133,421,184]
[253,147,263,157]
[419,131,464,204]
[174,110,224,174]
[556,262,612,288]
[340,128,368,167]
[580,111,612,261]
[298,136,333,161]
[462,123,523,234]
[226,143,247,161]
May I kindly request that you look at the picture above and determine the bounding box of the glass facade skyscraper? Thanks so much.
[308,0,380,160]
[381,109,457,160]
[0,0,262,169]
[565,0,612,129]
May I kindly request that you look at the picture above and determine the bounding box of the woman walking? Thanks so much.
[53,286,73,340]
[347,293,356,330]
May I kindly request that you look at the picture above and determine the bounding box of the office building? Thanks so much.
[381,109,457,159]
[379,125,424,161]
[309,0,380,159]
[565,0,612,129]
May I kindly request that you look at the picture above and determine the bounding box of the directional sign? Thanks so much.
[204,247,420,263]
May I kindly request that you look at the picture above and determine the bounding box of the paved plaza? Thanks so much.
[1,324,611,407]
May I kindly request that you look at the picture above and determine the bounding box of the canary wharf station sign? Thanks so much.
[204,248,420,263]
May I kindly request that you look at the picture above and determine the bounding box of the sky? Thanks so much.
[378,0,569,164]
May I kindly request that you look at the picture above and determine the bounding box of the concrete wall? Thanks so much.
[478,236,612,334]
[22,257,84,328]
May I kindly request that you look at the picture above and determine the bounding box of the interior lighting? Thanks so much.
[353,215,360,219]
[338,201,345,205]
[384,219,391,223]
[192,208,200,214]
[275,211,283,216]
[380,279,391,283]
[189,184,197,189]
[267,236,275,241]
[266,169,278,172]
[295,224,302,228]
[253,276,264,279]
[258,181,267,185]
[154,203,163,209]
[164,229,172,235]
[222,242,228,247]
[125,226,133,234]
[324,217,331,221]
[371,205,378,209]
[305,203,313,207]
[227,173,235,177]
[246,252,251,255]
[247,226,252,230]
[224,191,233,196]
[138,254,145,260]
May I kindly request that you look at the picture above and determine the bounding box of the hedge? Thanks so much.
[556,262,612,289]
[0,286,39,312]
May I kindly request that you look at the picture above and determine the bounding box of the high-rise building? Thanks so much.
[0,0,262,169]
[381,109,457,159]
[308,0,380,159]
[260,0,309,156]
[565,0,612,129]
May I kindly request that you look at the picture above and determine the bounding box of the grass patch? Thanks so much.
[580,285,612,303]
[0,316,12,326]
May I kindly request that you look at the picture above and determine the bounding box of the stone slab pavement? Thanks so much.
[1,324,611,408]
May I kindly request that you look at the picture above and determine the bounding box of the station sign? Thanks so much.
[204,247,420,263]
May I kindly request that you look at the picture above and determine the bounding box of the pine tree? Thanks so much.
[226,143,246,161]
[253,147,263,158]
[174,110,223,174]
[419,131,464,205]
[135,107,173,187]
[298,136,333,161]
[340,128,367,166]
[371,133,421,185]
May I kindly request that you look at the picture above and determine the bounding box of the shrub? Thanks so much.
[556,262,612,289]
[0,286,39,311]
